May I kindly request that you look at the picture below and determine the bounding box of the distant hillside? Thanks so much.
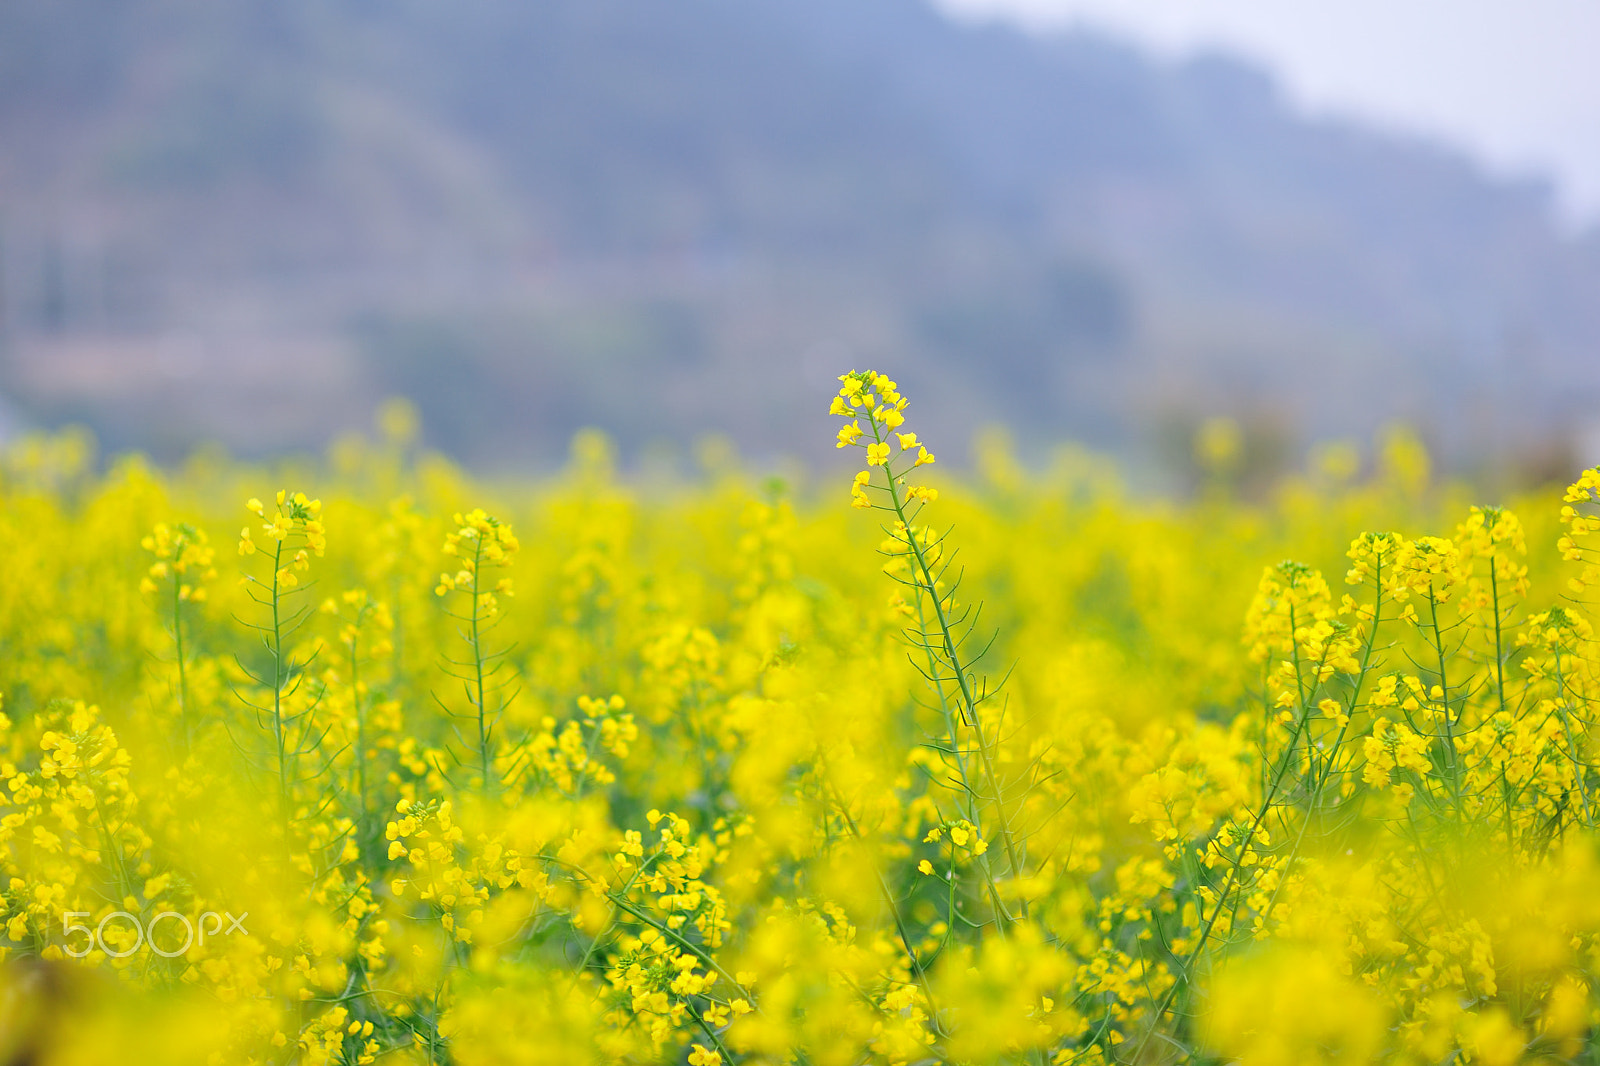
[2,0,1597,473]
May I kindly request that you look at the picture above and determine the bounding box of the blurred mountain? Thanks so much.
[2,0,1597,471]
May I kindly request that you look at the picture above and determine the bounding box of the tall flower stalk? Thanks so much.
[237,490,328,831]
[434,507,520,792]
[831,370,1028,931]
[139,521,216,754]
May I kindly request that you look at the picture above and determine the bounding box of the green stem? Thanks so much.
[172,570,191,756]
[1552,647,1594,829]
[1489,565,1508,718]
[869,414,1027,916]
[1133,644,1321,1058]
[351,625,368,836]
[270,538,290,831]
[1426,591,1465,818]
[908,587,1013,933]
[469,537,492,792]
[825,774,946,1036]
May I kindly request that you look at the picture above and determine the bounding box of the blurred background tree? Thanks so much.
[0,0,1596,485]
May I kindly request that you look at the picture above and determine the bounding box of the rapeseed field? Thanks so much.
[3,370,1600,1064]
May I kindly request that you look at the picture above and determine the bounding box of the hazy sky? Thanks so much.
[935,0,1600,227]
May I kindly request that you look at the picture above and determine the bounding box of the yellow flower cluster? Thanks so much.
[435,508,519,609]
[239,489,326,589]
[831,370,934,509]
[139,521,216,601]
[4,390,1600,1063]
